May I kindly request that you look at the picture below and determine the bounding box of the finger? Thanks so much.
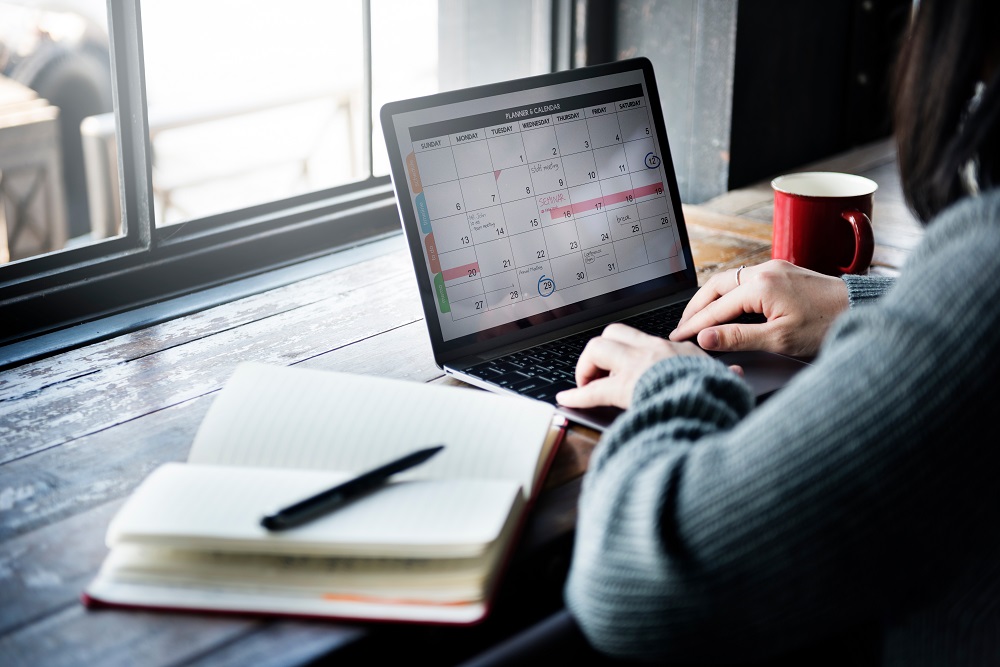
[696,321,775,352]
[600,322,660,345]
[728,364,744,377]
[676,274,729,326]
[670,289,755,342]
[556,376,626,410]
[574,337,633,387]
[681,263,752,322]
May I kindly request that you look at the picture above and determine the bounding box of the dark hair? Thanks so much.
[893,0,1000,222]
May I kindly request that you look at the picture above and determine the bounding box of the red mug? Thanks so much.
[771,172,876,275]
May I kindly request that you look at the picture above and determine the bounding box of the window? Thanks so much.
[0,0,561,365]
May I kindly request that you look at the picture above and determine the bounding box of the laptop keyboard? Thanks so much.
[464,302,699,405]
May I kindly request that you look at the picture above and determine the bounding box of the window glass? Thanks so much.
[139,0,365,227]
[0,0,117,262]
[0,0,553,266]
[371,0,552,177]
[371,0,439,177]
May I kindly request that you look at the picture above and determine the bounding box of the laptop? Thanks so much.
[380,57,809,431]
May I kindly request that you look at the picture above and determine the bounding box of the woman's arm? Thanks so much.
[565,194,1000,663]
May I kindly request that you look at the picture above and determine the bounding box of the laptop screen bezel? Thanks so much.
[380,57,698,366]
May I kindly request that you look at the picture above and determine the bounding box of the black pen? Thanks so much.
[260,445,445,531]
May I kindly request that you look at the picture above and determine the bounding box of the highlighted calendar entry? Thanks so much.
[405,87,682,321]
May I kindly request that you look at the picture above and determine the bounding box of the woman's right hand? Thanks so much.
[668,260,850,358]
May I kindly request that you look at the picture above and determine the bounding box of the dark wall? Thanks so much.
[610,0,910,202]
[728,0,911,189]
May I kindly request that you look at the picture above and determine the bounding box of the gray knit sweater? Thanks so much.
[565,189,1000,665]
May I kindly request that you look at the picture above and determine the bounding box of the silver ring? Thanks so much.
[735,265,746,287]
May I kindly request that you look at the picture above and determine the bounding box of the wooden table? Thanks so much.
[0,139,921,666]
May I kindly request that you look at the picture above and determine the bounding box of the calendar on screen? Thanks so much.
[383,63,689,344]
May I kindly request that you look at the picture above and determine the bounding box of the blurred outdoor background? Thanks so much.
[0,0,548,262]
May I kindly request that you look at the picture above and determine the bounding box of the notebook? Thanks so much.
[83,362,566,625]
[380,57,809,431]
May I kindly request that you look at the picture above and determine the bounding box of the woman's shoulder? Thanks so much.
[926,188,1000,237]
[903,188,1000,271]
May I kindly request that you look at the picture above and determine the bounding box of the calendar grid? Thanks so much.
[406,90,682,324]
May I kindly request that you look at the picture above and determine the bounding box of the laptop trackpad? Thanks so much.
[714,351,811,403]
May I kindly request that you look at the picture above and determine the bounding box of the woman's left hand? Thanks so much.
[555,323,711,410]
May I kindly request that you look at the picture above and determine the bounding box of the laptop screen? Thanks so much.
[381,58,697,361]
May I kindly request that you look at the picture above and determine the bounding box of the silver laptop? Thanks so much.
[380,57,809,431]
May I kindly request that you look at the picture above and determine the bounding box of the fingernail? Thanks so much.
[701,329,719,349]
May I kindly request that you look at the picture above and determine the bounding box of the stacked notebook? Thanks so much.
[83,362,566,625]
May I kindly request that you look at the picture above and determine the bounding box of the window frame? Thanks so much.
[0,0,575,368]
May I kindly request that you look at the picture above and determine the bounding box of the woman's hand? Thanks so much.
[669,260,850,358]
[556,323,710,410]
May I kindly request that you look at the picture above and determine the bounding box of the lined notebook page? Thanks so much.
[188,363,558,497]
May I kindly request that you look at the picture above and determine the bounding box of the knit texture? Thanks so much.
[565,189,1000,665]
[843,273,897,307]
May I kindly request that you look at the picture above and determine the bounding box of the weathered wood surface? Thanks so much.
[0,140,921,667]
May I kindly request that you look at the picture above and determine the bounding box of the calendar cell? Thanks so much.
[516,262,552,299]
[598,174,635,211]
[466,205,507,244]
[582,243,619,275]
[452,139,493,177]
[485,130,528,170]
[508,228,549,267]
[438,245,480,283]
[460,172,501,211]
[536,190,572,224]
[528,159,566,195]
[414,147,458,187]
[485,271,522,308]
[566,181,605,220]
[561,150,599,189]
[549,251,588,288]
[614,234,650,271]
[575,211,613,249]
[432,212,474,253]
[644,227,681,263]
[638,196,671,233]
[522,125,560,163]
[586,114,623,149]
[553,117,592,154]
[450,293,487,320]
[542,219,582,257]
[502,197,544,235]
[624,137,656,174]
[616,106,651,142]
[422,180,466,221]
[474,237,516,276]
[496,165,534,202]
[593,144,629,181]
[608,204,642,240]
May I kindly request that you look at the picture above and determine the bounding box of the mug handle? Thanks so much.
[838,210,875,274]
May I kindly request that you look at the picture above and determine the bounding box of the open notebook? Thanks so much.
[83,362,566,625]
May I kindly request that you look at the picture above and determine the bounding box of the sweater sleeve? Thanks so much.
[842,273,896,307]
[564,192,1000,663]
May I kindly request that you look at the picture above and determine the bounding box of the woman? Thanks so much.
[557,0,1000,664]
